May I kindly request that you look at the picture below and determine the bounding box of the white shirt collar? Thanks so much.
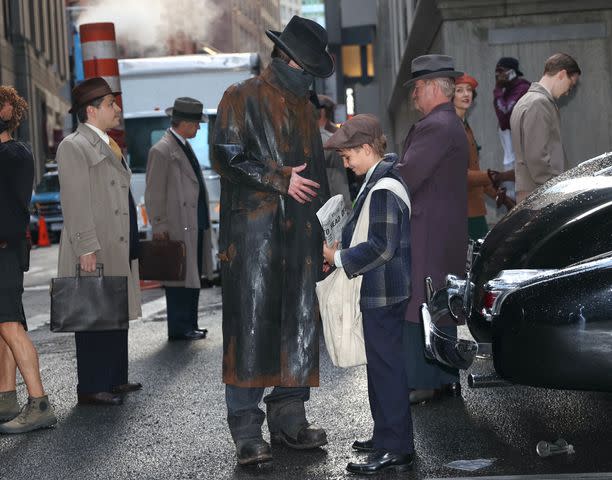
[170,128,186,145]
[84,122,110,145]
[356,160,382,201]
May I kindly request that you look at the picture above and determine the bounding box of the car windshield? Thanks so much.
[125,116,213,173]
[35,175,59,193]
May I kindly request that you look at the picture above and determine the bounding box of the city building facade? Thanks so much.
[280,0,302,28]
[1,0,71,180]
[209,0,281,66]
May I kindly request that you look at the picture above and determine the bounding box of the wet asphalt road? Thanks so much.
[2,246,612,479]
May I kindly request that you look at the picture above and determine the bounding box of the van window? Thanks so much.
[125,116,213,173]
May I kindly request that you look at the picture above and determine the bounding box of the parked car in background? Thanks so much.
[422,151,612,392]
[30,170,62,243]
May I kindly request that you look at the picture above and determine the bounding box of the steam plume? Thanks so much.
[77,0,223,57]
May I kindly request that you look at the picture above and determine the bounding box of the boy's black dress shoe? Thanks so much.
[112,382,143,394]
[409,388,436,405]
[352,439,376,453]
[346,451,414,475]
[77,392,123,406]
[236,438,272,466]
[168,330,206,341]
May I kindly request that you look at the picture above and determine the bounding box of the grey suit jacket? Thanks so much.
[145,130,213,287]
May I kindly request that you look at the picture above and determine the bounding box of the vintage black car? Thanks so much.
[422,151,612,392]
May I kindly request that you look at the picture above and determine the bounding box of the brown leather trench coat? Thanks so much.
[212,65,329,388]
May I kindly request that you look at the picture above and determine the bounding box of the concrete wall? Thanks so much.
[340,0,376,28]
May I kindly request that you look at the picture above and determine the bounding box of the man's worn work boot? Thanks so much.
[0,395,57,434]
[235,438,273,466]
[267,399,327,450]
[0,391,20,422]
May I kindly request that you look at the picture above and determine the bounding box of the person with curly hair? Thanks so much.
[0,86,29,131]
[0,86,57,434]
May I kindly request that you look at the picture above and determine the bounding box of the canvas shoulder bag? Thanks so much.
[316,177,410,368]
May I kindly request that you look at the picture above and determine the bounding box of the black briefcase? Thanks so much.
[138,239,186,281]
[50,264,129,332]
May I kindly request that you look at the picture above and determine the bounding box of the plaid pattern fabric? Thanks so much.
[339,157,411,310]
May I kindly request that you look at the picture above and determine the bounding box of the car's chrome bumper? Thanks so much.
[420,275,479,370]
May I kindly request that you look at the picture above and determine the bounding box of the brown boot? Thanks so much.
[0,391,19,422]
[0,395,57,434]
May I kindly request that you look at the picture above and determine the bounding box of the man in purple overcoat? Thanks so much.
[398,55,469,405]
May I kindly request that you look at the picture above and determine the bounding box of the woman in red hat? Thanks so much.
[453,74,498,240]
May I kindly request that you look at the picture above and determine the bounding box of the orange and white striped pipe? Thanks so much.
[79,22,126,149]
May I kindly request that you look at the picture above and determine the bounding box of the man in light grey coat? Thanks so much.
[145,97,212,341]
[511,53,581,203]
[57,77,142,406]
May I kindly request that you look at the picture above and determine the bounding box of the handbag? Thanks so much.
[138,239,186,281]
[316,178,411,368]
[50,264,129,332]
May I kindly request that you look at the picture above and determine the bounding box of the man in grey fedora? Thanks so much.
[398,54,469,405]
[213,15,331,465]
[145,97,213,341]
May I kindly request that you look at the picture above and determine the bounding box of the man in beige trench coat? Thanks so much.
[56,77,142,406]
[145,97,213,341]
[511,53,581,203]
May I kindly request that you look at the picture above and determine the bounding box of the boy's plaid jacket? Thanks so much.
[339,155,411,310]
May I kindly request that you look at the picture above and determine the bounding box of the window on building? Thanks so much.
[3,0,12,41]
[341,43,375,82]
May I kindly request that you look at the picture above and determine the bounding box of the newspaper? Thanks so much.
[316,194,350,245]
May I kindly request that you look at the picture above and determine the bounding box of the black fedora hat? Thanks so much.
[69,77,121,114]
[403,54,463,87]
[266,15,335,78]
[165,97,208,123]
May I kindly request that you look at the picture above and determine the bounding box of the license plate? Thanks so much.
[50,223,63,232]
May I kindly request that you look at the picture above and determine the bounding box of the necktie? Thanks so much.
[108,137,122,160]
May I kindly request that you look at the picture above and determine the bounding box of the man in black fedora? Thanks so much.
[213,15,332,465]
[145,97,213,341]
[398,55,469,406]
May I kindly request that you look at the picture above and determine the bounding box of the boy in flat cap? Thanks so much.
[322,114,415,474]
[212,15,332,465]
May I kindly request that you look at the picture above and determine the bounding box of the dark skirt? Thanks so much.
[403,321,458,389]
[468,215,489,241]
[0,247,27,330]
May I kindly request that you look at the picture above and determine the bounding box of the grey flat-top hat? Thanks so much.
[165,97,208,122]
[404,54,463,86]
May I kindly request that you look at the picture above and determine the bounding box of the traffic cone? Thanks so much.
[140,280,161,290]
[37,215,50,247]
